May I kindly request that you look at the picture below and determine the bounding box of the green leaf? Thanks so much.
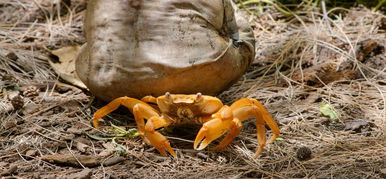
[110,123,129,134]
[373,0,386,12]
[84,125,139,142]
[124,128,140,138]
[110,123,139,137]
[84,132,113,141]
[320,103,339,120]
[276,137,285,141]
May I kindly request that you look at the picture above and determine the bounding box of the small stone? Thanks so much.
[296,146,312,161]
[197,152,208,160]
[26,150,38,157]
[344,120,369,133]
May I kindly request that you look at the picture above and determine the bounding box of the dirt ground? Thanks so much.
[1,0,386,178]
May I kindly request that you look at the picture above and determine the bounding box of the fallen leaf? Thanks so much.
[49,46,87,89]
[84,127,139,141]
[320,103,339,120]
[84,132,111,141]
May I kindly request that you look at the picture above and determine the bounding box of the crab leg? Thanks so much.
[194,98,280,156]
[211,118,242,151]
[144,116,175,157]
[194,106,234,150]
[92,97,176,157]
[141,95,157,104]
[92,97,150,129]
[133,104,175,157]
[230,98,280,156]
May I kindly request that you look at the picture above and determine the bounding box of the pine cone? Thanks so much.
[22,86,40,97]
[8,92,24,110]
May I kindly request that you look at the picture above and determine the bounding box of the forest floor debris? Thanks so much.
[1,0,385,178]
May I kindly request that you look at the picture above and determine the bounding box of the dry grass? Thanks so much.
[1,0,385,178]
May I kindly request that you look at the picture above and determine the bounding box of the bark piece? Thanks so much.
[41,154,101,167]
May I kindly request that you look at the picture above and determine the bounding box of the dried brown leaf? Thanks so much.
[49,46,87,89]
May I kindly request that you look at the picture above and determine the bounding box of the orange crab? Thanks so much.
[92,93,280,157]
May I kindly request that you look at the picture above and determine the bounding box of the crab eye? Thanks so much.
[195,93,203,103]
[165,92,172,103]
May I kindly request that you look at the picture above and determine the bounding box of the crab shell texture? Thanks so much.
[76,0,255,101]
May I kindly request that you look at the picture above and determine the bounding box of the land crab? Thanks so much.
[93,93,280,157]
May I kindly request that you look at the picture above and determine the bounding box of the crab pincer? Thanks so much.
[194,106,238,150]
[194,98,280,156]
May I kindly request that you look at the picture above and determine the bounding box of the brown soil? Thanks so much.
[1,1,385,178]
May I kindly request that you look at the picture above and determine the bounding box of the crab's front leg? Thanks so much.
[194,106,240,150]
[133,104,176,157]
[194,98,280,157]
[92,97,176,157]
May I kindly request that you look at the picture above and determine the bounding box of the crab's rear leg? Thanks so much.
[231,98,280,156]
[92,97,150,129]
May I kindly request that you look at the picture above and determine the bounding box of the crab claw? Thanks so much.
[194,106,234,150]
